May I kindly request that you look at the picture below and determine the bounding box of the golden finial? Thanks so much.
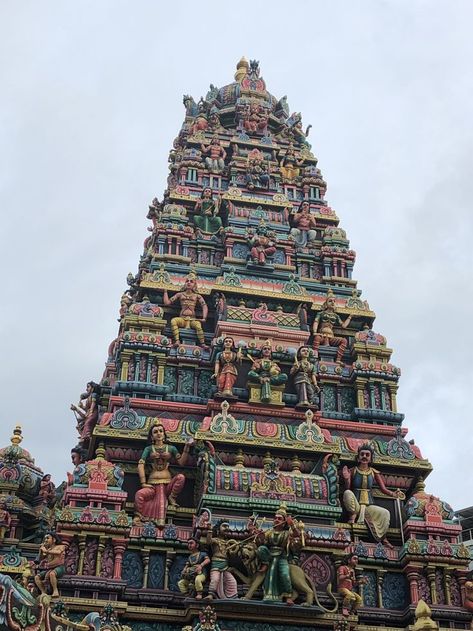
[275,502,288,517]
[234,57,249,82]
[10,425,23,446]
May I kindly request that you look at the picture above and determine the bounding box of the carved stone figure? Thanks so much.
[279,143,304,181]
[178,538,210,599]
[247,340,287,404]
[134,422,193,527]
[290,346,319,408]
[205,520,238,599]
[34,532,66,598]
[201,137,226,173]
[194,188,224,236]
[70,381,101,444]
[312,291,352,363]
[289,201,317,248]
[163,275,208,346]
[38,474,56,508]
[0,503,11,540]
[463,580,473,613]
[246,149,270,189]
[248,226,276,265]
[337,553,365,616]
[341,444,405,548]
[213,337,242,398]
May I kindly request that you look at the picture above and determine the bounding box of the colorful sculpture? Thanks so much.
[248,225,277,265]
[246,149,270,189]
[290,346,319,408]
[341,444,405,547]
[70,381,101,444]
[213,337,241,398]
[34,532,66,598]
[205,520,238,599]
[0,503,11,540]
[178,538,210,599]
[312,291,352,363]
[289,201,317,248]
[194,188,224,236]
[247,340,287,404]
[201,136,226,173]
[163,275,208,346]
[134,422,192,527]
[337,553,365,616]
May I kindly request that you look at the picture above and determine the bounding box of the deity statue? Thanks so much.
[312,291,352,363]
[247,340,287,404]
[134,422,193,527]
[279,143,305,181]
[213,337,242,399]
[254,504,304,604]
[38,474,56,508]
[0,503,11,540]
[289,201,317,248]
[290,346,320,408]
[341,444,405,548]
[246,150,270,189]
[201,136,227,173]
[193,188,224,236]
[34,531,66,598]
[248,226,277,265]
[163,275,208,346]
[205,520,238,599]
[464,580,473,613]
[241,103,269,135]
[337,553,366,616]
[70,381,101,445]
[178,538,211,600]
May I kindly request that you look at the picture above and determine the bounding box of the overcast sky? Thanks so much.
[1,1,472,511]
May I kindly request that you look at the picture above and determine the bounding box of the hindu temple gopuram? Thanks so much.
[1,59,472,631]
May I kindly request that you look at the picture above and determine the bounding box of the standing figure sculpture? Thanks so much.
[337,553,365,616]
[178,538,211,600]
[0,502,11,540]
[312,291,352,363]
[341,444,405,548]
[34,532,66,598]
[70,381,101,444]
[255,505,303,605]
[163,275,208,346]
[247,340,287,404]
[289,201,317,248]
[201,136,227,173]
[205,520,238,600]
[290,346,320,408]
[194,188,224,236]
[134,422,193,527]
[213,337,242,398]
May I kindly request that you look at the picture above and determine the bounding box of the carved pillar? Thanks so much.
[142,550,150,588]
[77,535,87,575]
[355,380,366,408]
[427,565,437,604]
[112,540,126,580]
[376,569,386,607]
[120,352,132,381]
[95,537,105,576]
[165,551,175,590]
[443,568,452,606]
[388,384,398,412]
[406,564,422,604]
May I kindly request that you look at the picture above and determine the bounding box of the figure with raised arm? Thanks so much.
[34,532,66,598]
[70,381,101,444]
[163,274,208,346]
[194,188,224,236]
[312,290,352,364]
[247,340,287,404]
[201,136,227,173]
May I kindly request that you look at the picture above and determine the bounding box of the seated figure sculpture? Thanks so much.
[247,340,287,404]
[193,187,224,236]
[337,553,366,616]
[201,136,226,173]
[312,290,352,363]
[134,422,193,527]
[34,531,66,598]
[289,201,317,248]
[163,275,208,346]
[178,538,211,599]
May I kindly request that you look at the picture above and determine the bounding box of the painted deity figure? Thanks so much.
[193,188,224,236]
[279,142,304,181]
[242,103,269,135]
[464,580,473,613]
[341,444,405,548]
[70,381,101,444]
[289,201,317,248]
[201,136,226,173]
[134,422,193,527]
[205,520,238,600]
[247,340,288,404]
[163,275,208,346]
[290,346,320,408]
[34,532,66,598]
[337,553,365,616]
[255,505,303,605]
[178,538,211,600]
[248,227,276,265]
[246,152,270,189]
[0,503,11,540]
[312,292,352,363]
[213,337,242,398]
[39,474,56,508]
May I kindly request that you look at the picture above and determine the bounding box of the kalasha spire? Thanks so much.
[0,59,466,631]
